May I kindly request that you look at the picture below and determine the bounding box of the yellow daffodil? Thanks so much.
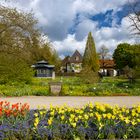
[70,114,75,119]
[132,109,137,117]
[48,117,53,125]
[89,102,93,109]
[90,113,94,117]
[95,112,101,121]
[112,115,115,120]
[131,120,137,126]
[99,105,106,112]
[71,122,76,128]
[34,113,38,117]
[106,113,112,119]
[79,110,84,114]
[50,110,55,116]
[84,114,89,120]
[75,117,78,122]
[78,115,82,119]
[61,115,65,120]
[34,117,39,127]
[137,119,140,123]
[124,117,130,124]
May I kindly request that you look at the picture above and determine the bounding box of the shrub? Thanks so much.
[80,67,100,84]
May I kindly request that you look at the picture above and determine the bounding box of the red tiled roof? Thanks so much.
[99,59,115,68]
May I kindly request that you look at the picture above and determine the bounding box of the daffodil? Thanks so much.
[95,112,101,121]
[89,113,94,117]
[75,117,78,122]
[131,120,137,126]
[132,109,137,117]
[106,113,112,119]
[48,117,53,125]
[70,114,75,119]
[124,117,130,124]
[34,117,39,127]
[50,110,55,116]
[78,115,82,119]
[89,102,93,109]
[61,115,65,120]
[99,105,106,112]
[71,122,76,128]
[84,114,89,120]
[103,113,106,118]
[34,113,38,117]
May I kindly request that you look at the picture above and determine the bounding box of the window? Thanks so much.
[75,56,79,61]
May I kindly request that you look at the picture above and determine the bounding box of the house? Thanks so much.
[31,60,55,78]
[99,59,117,76]
[61,50,82,73]
[62,50,117,76]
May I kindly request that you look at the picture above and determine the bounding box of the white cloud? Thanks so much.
[52,16,138,57]
[1,0,130,41]
[1,0,139,58]
[52,34,86,58]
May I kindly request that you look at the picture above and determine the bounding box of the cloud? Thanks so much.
[53,16,138,58]
[1,0,139,58]
[52,34,86,58]
[1,0,130,41]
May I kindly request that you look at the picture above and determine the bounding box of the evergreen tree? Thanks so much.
[83,32,99,72]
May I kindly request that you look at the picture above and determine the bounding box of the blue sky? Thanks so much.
[1,0,139,58]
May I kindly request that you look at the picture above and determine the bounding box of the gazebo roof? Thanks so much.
[36,60,49,65]
[31,60,55,69]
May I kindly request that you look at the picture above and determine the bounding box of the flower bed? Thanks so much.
[0,101,140,139]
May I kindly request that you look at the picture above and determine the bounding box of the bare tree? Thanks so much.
[128,0,140,36]
[99,45,110,76]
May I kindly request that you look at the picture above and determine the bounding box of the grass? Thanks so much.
[0,76,140,96]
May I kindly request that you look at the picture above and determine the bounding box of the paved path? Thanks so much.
[0,96,140,109]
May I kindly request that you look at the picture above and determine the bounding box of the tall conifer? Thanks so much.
[83,32,99,72]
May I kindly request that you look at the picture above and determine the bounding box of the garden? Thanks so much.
[0,77,140,97]
[0,101,140,139]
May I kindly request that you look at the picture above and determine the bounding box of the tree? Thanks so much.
[0,54,33,84]
[113,43,140,79]
[113,43,134,70]
[128,0,140,36]
[99,45,110,76]
[81,32,100,83]
[0,6,60,83]
[83,32,99,72]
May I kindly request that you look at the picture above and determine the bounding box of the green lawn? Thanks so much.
[0,77,140,96]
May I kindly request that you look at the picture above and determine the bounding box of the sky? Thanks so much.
[1,0,139,58]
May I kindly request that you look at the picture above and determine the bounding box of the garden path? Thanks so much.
[1,96,140,109]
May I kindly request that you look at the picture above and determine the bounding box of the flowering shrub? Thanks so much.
[0,101,140,139]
